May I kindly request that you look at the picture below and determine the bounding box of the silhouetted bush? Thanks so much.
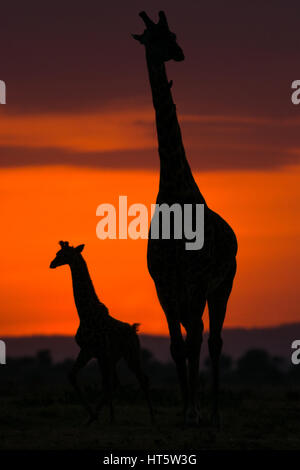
[0,347,293,396]
[235,349,282,384]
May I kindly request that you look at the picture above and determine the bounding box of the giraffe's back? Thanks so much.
[75,312,139,361]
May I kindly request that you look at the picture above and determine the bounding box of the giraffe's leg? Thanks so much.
[155,281,188,418]
[68,349,95,424]
[185,297,206,426]
[95,357,115,424]
[167,317,188,416]
[125,340,155,424]
[207,264,236,428]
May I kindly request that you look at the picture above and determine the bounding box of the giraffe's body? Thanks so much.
[50,241,153,424]
[134,11,237,425]
[69,252,138,360]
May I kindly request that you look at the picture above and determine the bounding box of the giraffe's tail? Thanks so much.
[131,323,140,334]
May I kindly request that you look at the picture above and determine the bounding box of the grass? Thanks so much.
[0,385,299,450]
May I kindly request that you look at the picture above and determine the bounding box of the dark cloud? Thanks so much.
[1,115,299,172]
[1,0,300,170]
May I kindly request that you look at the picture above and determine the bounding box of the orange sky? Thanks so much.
[1,164,300,336]
[0,0,300,337]
[1,2,300,336]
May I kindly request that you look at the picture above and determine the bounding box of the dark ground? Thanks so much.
[0,386,300,450]
[0,349,300,450]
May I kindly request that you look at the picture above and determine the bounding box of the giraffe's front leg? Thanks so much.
[167,318,188,418]
[185,317,204,426]
[183,295,206,426]
[95,353,116,424]
[68,348,97,424]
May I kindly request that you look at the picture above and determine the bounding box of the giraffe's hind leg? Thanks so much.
[68,348,96,424]
[207,262,236,428]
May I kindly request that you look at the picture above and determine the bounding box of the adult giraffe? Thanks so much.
[133,11,238,426]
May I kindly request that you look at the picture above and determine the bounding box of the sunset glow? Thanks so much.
[1,1,300,338]
[1,164,299,336]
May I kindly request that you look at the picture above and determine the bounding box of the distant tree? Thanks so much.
[141,348,154,365]
[204,354,233,374]
[36,349,52,368]
[236,349,282,383]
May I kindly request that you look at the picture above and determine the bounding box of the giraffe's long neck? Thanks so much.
[69,255,105,320]
[146,53,205,203]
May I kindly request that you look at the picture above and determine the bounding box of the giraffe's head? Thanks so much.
[49,241,85,269]
[132,11,184,64]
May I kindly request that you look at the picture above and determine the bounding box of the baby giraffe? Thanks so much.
[50,241,154,424]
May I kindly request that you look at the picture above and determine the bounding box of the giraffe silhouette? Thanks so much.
[133,11,238,426]
[50,241,154,425]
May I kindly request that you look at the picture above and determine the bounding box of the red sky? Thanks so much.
[1,1,300,335]
[1,164,300,335]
